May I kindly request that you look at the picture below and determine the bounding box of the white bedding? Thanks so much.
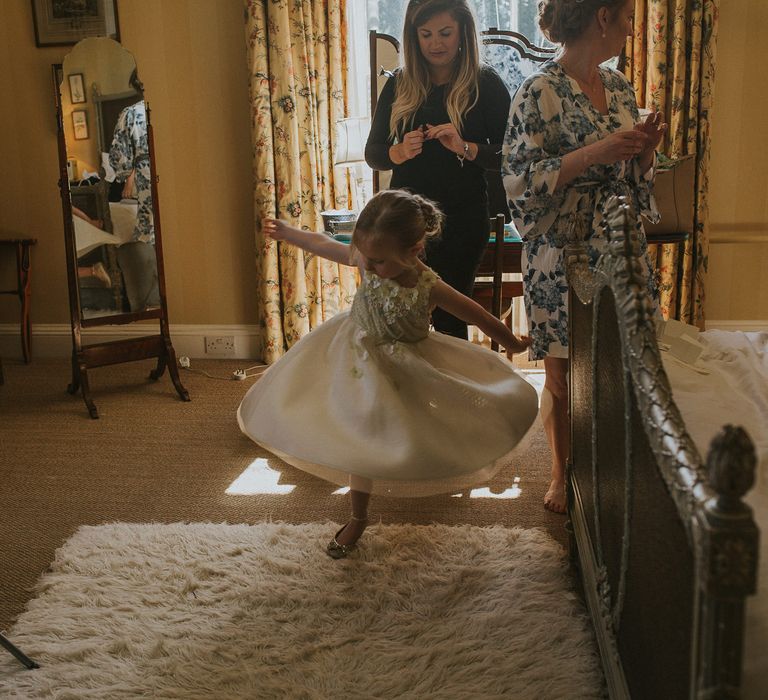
[662,330,767,697]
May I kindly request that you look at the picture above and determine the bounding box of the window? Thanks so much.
[349,0,552,121]
[367,0,544,45]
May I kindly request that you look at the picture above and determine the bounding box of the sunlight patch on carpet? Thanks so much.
[0,522,603,698]
[228,462,523,499]
[226,458,296,495]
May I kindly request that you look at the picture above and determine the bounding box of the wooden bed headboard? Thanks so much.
[567,197,759,698]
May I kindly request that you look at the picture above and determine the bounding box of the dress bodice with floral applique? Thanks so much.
[350,268,437,344]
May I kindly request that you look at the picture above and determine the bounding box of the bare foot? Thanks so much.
[91,262,112,287]
[544,479,567,514]
[334,518,367,547]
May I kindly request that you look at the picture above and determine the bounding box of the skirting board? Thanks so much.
[0,324,262,361]
[0,321,764,361]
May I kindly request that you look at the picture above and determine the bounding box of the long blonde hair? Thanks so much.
[352,190,443,268]
[389,0,480,141]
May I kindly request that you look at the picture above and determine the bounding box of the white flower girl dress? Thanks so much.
[237,268,538,496]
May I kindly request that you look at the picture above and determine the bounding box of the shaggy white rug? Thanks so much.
[0,522,603,699]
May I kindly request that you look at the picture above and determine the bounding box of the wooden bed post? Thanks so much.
[566,196,760,699]
[694,427,759,696]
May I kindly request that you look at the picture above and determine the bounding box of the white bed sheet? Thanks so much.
[662,330,767,697]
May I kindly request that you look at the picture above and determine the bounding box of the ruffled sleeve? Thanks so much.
[502,77,568,240]
[629,151,660,224]
[108,106,136,181]
[616,73,660,224]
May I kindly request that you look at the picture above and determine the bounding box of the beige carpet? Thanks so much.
[0,522,602,699]
[0,358,567,633]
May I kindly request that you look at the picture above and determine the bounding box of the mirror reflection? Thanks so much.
[61,37,159,319]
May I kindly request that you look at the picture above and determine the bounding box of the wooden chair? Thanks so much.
[472,214,524,352]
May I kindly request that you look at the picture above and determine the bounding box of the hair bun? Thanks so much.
[414,195,444,236]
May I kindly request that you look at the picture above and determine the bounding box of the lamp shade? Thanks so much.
[334,117,370,166]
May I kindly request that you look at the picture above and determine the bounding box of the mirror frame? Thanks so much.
[52,47,189,418]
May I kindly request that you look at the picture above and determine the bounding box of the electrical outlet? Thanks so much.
[205,335,235,355]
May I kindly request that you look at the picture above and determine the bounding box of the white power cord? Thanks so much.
[176,357,266,382]
[231,364,267,381]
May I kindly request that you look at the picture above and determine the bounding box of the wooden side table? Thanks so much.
[0,238,37,363]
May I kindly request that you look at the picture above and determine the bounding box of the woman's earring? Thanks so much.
[602,32,606,38]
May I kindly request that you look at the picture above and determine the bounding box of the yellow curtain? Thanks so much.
[625,0,720,325]
[244,0,357,363]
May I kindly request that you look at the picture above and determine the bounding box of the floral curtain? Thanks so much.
[244,0,357,363]
[625,0,720,325]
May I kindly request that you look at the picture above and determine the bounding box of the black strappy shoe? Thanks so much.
[326,516,367,559]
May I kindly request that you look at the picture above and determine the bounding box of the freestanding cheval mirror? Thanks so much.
[53,37,189,418]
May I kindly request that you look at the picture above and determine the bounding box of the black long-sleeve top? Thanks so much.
[365,66,511,214]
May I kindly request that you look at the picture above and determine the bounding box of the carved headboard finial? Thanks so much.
[706,425,756,510]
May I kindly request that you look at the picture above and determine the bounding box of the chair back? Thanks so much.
[473,214,523,352]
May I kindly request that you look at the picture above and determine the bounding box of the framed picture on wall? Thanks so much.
[31,0,120,47]
[72,110,89,140]
[68,73,85,104]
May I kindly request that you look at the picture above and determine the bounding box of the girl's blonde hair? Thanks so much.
[352,190,443,268]
[389,0,480,140]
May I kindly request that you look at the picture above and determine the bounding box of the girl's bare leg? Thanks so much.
[542,356,569,514]
[334,474,372,547]
[335,489,370,546]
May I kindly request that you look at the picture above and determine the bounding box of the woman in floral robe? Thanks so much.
[109,99,153,244]
[502,0,666,513]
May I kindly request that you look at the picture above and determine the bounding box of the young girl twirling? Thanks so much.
[238,190,538,558]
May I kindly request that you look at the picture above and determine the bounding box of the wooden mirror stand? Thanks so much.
[53,47,189,418]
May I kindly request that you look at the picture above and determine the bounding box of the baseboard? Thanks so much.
[3,320,761,361]
[0,323,262,361]
[704,320,768,332]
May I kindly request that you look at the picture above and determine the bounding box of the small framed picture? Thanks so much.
[72,110,89,140]
[68,73,85,104]
[31,0,120,47]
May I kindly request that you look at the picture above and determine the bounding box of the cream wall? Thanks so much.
[0,0,257,344]
[705,0,768,323]
[0,0,764,357]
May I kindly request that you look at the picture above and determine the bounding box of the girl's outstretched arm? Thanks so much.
[430,279,531,357]
[263,219,354,266]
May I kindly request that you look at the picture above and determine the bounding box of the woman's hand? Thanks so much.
[585,130,649,166]
[634,111,667,156]
[634,111,667,172]
[390,128,425,164]
[424,123,466,156]
[122,170,136,199]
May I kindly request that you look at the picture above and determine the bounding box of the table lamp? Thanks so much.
[334,117,370,213]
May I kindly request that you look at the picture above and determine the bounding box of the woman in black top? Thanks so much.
[365,0,511,339]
